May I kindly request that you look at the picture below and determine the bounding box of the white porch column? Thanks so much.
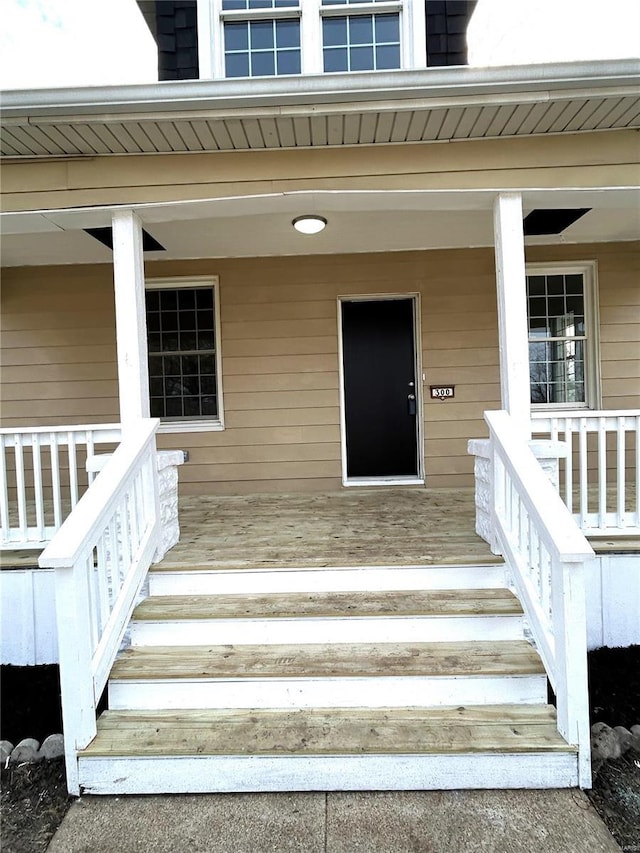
[112,210,150,424]
[493,192,531,438]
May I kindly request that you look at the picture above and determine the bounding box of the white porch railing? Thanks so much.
[39,418,160,795]
[0,424,121,549]
[532,410,640,536]
[484,410,594,788]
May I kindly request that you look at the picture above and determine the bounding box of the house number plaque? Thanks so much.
[430,385,455,400]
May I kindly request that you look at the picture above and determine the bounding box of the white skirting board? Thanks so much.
[0,568,58,665]
[585,553,640,650]
[78,751,579,795]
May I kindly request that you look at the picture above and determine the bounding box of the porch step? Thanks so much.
[108,640,547,710]
[78,705,578,794]
[147,562,508,596]
[129,588,524,645]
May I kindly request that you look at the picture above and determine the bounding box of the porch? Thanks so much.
[1,411,639,795]
[159,487,496,570]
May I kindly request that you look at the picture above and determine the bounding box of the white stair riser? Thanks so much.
[128,615,524,646]
[78,752,578,795]
[109,674,547,711]
[148,565,507,597]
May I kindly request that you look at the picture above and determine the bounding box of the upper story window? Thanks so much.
[322,1,400,73]
[202,0,425,79]
[222,1,301,77]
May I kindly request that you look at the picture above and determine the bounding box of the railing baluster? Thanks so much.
[598,416,607,528]
[14,434,28,538]
[68,431,79,509]
[32,433,45,541]
[121,494,133,566]
[578,419,588,527]
[0,436,10,541]
[86,430,96,486]
[616,417,626,528]
[51,433,62,529]
[564,418,574,513]
[635,415,640,528]
[86,551,100,649]
[130,471,141,547]
[96,535,110,633]
[109,515,122,601]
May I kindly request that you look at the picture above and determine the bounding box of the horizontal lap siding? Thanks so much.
[0,267,119,426]
[152,249,498,493]
[1,243,637,495]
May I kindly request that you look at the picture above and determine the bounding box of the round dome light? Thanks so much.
[292,215,327,235]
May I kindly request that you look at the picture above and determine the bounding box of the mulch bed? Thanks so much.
[1,666,71,853]
[0,759,72,853]
[1,649,639,852]
[586,646,640,853]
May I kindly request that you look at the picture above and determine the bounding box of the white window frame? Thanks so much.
[146,275,224,434]
[526,261,601,411]
[198,0,425,79]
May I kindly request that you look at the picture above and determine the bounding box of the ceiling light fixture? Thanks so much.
[292,215,327,235]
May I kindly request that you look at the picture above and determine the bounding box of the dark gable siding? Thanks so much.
[152,1,476,81]
[426,1,477,67]
[157,0,199,81]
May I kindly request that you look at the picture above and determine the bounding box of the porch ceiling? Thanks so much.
[1,188,638,267]
[1,60,639,159]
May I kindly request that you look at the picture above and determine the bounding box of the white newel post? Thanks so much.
[112,210,150,425]
[493,193,531,440]
[551,556,592,788]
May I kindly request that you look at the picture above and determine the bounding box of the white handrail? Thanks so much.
[532,410,640,535]
[0,424,121,549]
[39,418,160,795]
[485,409,594,788]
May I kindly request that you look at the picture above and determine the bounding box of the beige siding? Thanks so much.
[2,131,638,212]
[0,267,118,426]
[1,243,638,495]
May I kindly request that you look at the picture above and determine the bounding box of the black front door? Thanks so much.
[341,298,418,478]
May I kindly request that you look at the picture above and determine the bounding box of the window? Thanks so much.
[322,1,401,72]
[526,263,599,409]
[145,277,223,432]
[222,1,301,78]
[203,1,423,78]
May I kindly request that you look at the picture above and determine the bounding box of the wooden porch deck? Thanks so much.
[156,488,499,571]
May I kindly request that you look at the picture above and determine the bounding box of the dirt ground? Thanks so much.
[586,646,640,853]
[1,648,639,852]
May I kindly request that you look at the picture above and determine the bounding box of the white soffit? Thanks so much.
[1,60,639,158]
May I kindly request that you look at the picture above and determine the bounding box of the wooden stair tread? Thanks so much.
[81,705,574,757]
[111,640,544,680]
[132,589,522,621]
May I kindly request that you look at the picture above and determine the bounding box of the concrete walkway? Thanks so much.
[48,789,621,853]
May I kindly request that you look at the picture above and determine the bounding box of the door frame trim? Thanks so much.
[337,293,425,487]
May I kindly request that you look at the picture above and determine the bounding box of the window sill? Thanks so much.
[157,419,224,434]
